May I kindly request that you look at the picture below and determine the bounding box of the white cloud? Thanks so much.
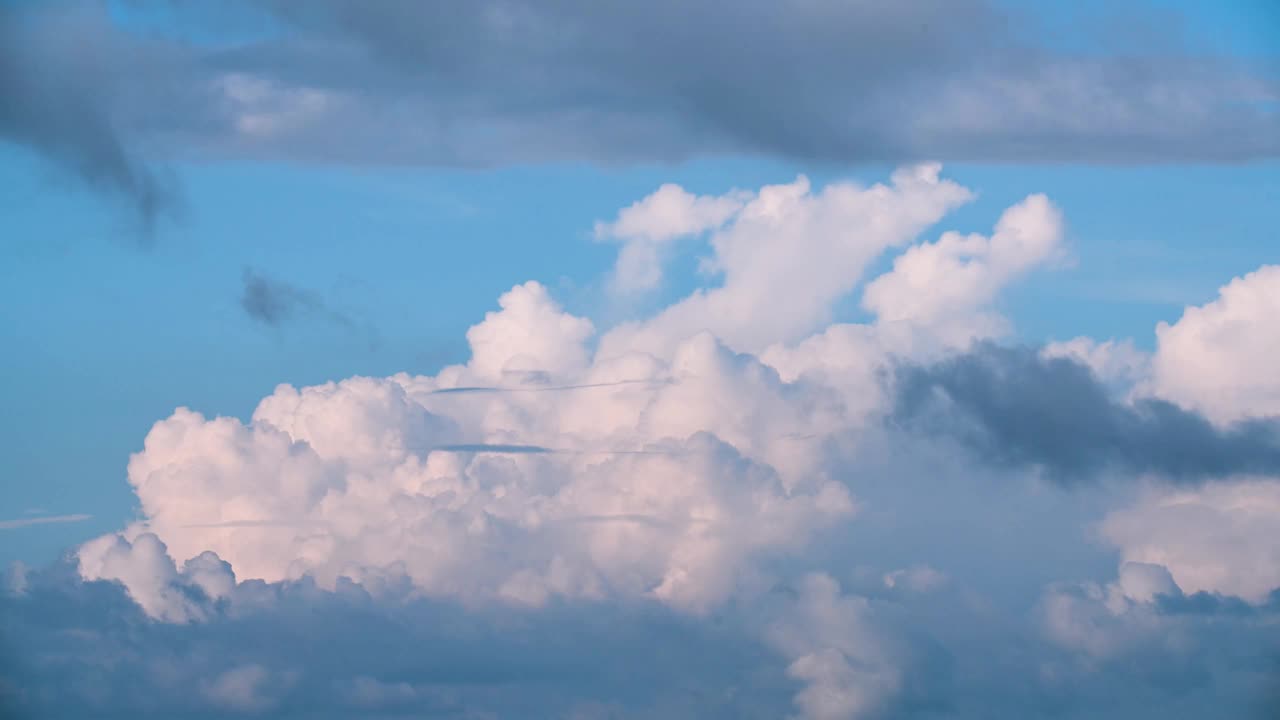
[465,281,596,380]
[1041,337,1149,388]
[1149,265,1280,424]
[862,193,1064,345]
[77,532,230,623]
[599,165,975,358]
[1101,478,1280,604]
[768,574,898,720]
[594,183,748,294]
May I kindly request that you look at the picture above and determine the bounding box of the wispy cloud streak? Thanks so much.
[0,513,92,530]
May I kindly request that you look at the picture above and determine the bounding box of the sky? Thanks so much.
[1,1,1279,718]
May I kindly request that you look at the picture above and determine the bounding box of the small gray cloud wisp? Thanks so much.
[240,267,361,334]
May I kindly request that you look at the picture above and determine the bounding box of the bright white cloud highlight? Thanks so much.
[1150,264,1280,424]
[595,183,748,293]
[599,165,975,357]
[862,193,1063,343]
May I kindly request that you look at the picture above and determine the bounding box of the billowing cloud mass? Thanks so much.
[2,1,1277,220]
[4,166,1280,719]
[600,165,977,356]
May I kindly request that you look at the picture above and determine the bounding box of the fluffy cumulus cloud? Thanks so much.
[1149,265,1280,424]
[862,193,1064,342]
[595,184,749,294]
[3,1,1278,222]
[599,165,975,356]
[5,165,1280,718]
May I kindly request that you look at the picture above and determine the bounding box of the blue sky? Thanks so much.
[2,1,1279,719]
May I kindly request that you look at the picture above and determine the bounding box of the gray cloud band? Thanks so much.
[890,343,1280,483]
[4,1,1277,225]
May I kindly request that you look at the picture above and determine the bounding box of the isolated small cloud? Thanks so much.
[239,268,344,327]
[238,268,376,344]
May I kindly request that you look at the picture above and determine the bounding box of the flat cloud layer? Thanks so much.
[2,1,1277,221]
[4,166,1280,718]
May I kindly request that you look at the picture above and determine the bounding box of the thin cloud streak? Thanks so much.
[430,444,678,456]
[427,379,673,395]
[0,513,92,530]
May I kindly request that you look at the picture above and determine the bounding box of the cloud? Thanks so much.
[1101,478,1280,604]
[3,2,1277,217]
[432,443,555,454]
[1,560,800,718]
[201,664,291,713]
[862,193,1064,342]
[0,513,91,530]
[239,267,358,331]
[0,2,184,231]
[1041,337,1149,388]
[767,574,899,719]
[7,166,1280,718]
[76,532,234,623]
[1149,265,1280,425]
[600,166,975,357]
[891,343,1280,483]
[427,378,673,395]
[5,551,1278,719]
[465,281,596,380]
[594,184,748,294]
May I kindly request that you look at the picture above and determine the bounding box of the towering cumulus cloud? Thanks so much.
[5,165,1279,719]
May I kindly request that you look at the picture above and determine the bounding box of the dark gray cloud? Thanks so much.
[891,343,1280,483]
[3,1,1278,220]
[0,560,787,720]
[239,267,356,331]
[0,2,192,233]
[2,558,1277,719]
[248,0,1276,165]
